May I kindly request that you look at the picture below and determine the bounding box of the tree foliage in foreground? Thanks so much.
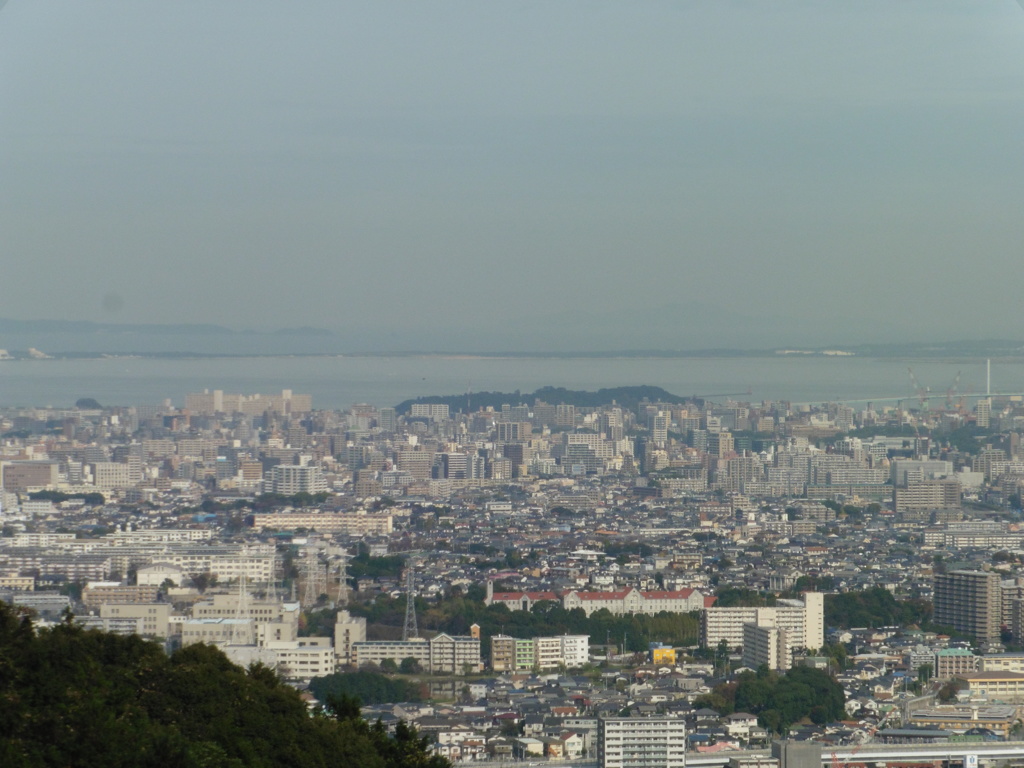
[0,602,448,768]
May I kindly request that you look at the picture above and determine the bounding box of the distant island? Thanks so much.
[396,385,695,415]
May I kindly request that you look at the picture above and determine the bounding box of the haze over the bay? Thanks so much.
[3,1,1024,353]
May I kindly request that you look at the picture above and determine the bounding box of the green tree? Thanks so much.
[400,656,423,675]
[324,695,449,768]
[731,666,844,733]
[825,587,930,629]
[0,601,448,768]
[715,587,776,608]
[192,572,217,593]
[938,681,960,703]
[822,641,849,671]
[310,670,424,705]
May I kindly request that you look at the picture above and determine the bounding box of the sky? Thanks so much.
[2,1,1024,352]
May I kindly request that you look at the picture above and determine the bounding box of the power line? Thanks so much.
[403,566,418,641]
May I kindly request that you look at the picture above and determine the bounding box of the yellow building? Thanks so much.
[651,647,677,665]
[956,671,1024,703]
[908,704,1018,738]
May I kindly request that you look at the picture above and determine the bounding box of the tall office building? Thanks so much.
[377,407,397,433]
[977,398,992,429]
[602,408,624,440]
[652,413,669,447]
[934,570,1001,643]
[708,431,734,458]
[440,452,469,480]
[598,717,686,768]
[555,404,576,427]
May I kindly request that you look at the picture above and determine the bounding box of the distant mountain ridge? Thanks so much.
[0,318,333,336]
[1,317,1022,361]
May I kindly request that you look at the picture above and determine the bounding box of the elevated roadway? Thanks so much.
[460,741,1024,768]
[685,741,1024,768]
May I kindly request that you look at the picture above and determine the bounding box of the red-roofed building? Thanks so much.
[563,587,711,616]
[485,580,560,611]
[486,581,713,616]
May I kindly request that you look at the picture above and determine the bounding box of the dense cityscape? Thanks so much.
[3,382,1024,766]
[6,0,1024,764]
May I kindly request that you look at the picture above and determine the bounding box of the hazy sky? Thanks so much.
[3,1,1024,350]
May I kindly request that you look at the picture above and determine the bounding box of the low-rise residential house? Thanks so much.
[723,712,759,740]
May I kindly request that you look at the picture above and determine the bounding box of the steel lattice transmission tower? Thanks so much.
[334,549,349,607]
[302,549,327,608]
[402,567,418,641]
[229,568,251,645]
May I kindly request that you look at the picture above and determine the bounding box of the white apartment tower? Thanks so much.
[742,623,791,671]
[270,464,328,495]
[334,610,367,666]
[701,592,824,653]
[598,717,686,768]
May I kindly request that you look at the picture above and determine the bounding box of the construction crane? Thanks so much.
[945,371,962,412]
[907,368,930,411]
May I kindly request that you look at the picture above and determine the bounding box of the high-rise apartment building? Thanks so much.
[743,623,791,671]
[334,610,367,666]
[1,461,59,492]
[397,449,434,480]
[270,464,328,495]
[602,408,624,440]
[410,403,449,421]
[555,404,576,427]
[977,398,992,428]
[652,413,669,447]
[894,480,961,512]
[598,717,686,768]
[701,592,823,652]
[934,570,1001,643]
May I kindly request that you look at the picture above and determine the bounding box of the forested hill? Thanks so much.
[0,603,448,768]
[396,385,691,415]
